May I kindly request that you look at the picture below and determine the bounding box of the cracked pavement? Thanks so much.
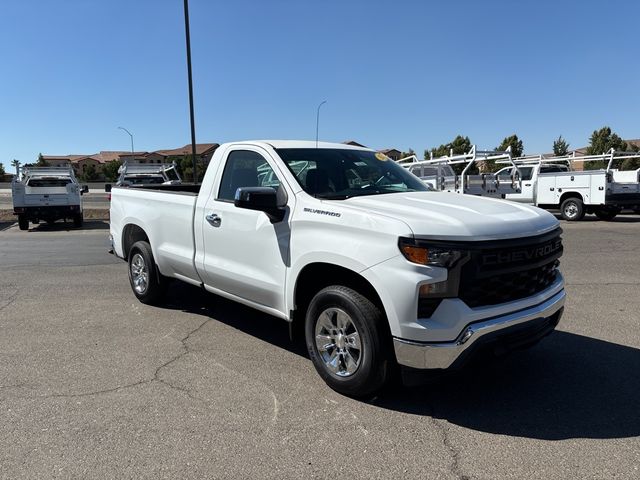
[0,217,639,479]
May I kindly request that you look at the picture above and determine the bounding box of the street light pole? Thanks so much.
[183,0,198,183]
[316,100,327,148]
[118,126,135,163]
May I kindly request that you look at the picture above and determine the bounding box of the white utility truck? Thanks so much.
[109,141,565,396]
[12,166,87,230]
[496,150,640,221]
[398,146,521,198]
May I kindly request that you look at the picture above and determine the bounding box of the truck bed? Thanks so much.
[110,185,202,284]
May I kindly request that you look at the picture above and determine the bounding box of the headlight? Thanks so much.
[399,237,469,318]
[398,238,464,268]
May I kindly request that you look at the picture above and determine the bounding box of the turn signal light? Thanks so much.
[400,245,428,265]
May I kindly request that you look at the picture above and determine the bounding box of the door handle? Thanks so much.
[524,183,531,187]
[206,213,221,227]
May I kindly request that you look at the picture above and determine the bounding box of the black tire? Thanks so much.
[305,285,391,398]
[127,240,167,305]
[560,197,585,221]
[73,213,83,228]
[18,215,29,231]
[594,207,621,221]
[633,207,640,215]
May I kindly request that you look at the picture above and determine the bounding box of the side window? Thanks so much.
[217,150,281,201]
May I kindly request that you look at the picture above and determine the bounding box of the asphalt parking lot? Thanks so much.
[1,216,639,479]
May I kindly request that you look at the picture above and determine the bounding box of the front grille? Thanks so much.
[458,230,563,308]
[459,261,559,308]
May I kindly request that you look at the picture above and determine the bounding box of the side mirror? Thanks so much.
[234,187,285,222]
[82,185,89,193]
[105,184,112,193]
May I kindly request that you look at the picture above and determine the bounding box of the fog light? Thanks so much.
[419,281,449,296]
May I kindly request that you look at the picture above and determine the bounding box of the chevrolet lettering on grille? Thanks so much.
[481,239,562,266]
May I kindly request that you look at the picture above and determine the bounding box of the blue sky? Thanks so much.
[1,0,638,170]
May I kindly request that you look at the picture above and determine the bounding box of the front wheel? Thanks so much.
[127,240,167,305]
[560,197,585,221]
[305,285,391,398]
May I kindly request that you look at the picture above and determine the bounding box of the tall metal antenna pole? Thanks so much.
[316,100,327,148]
[183,0,198,183]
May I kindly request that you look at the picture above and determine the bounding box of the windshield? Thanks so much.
[499,166,533,181]
[27,178,72,187]
[276,148,428,199]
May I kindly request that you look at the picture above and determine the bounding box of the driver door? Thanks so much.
[199,147,292,313]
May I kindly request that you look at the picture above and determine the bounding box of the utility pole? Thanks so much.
[117,127,135,163]
[183,0,198,183]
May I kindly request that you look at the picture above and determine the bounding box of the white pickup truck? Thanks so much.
[399,146,521,198]
[497,151,640,220]
[110,141,566,396]
[12,166,88,230]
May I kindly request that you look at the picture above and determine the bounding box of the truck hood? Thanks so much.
[341,192,559,241]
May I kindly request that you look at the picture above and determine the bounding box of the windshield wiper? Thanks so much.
[315,194,351,200]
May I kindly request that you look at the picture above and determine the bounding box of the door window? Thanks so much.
[217,150,281,201]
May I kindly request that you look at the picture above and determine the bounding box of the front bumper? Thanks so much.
[393,288,565,369]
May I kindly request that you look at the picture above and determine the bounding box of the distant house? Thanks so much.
[379,148,402,161]
[342,140,368,148]
[156,143,219,165]
[38,143,220,180]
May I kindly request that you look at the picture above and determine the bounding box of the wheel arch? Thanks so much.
[122,223,149,260]
[291,262,388,337]
[559,191,583,205]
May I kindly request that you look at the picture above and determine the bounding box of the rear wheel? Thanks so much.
[560,197,585,221]
[594,207,621,221]
[127,240,167,305]
[73,213,83,228]
[305,285,391,398]
[18,215,29,231]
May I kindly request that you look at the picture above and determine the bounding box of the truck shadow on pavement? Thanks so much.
[160,282,639,440]
[373,331,640,440]
[162,281,308,358]
[24,220,110,232]
[554,213,640,223]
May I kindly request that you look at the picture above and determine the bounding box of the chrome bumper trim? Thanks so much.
[393,289,566,369]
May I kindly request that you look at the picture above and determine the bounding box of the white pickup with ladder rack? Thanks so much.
[398,145,521,197]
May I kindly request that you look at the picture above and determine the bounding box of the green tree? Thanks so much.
[425,135,472,159]
[553,135,570,156]
[11,159,20,174]
[621,143,640,170]
[0,162,5,177]
[497,134,524,158]
[401,148,416,159]
[584,126,628,170]
[81,164,99,182]
[169,154,205,183]
[36,153,48,166]
[102,160,122,182]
